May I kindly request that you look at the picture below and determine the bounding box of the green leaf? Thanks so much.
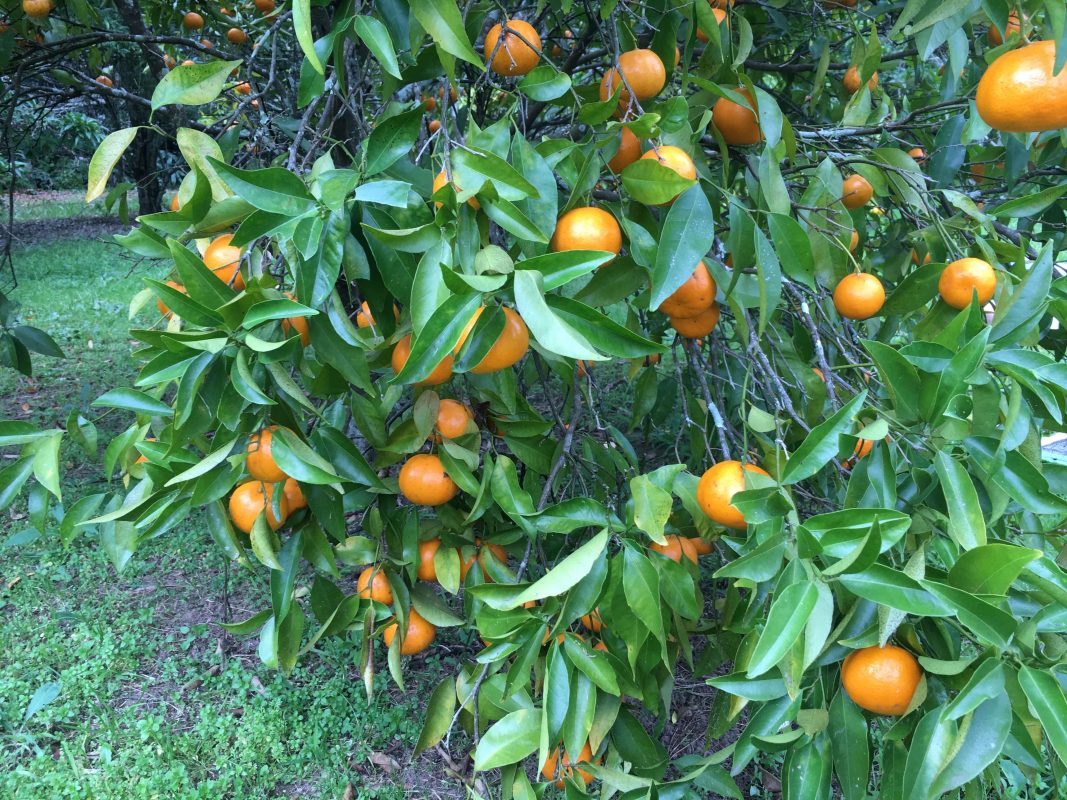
[837,564,952,617]
[392,292,482,384]
[351,180,411,208]
[861,340,920,422]
[364,108,424,176]
[293,0,322,74]
[650,186,715,311]
[209,161,317,216]
[164,437,238,487]
[768,213,815,288]
[176,129,232,201]
[352,15,401,79]
[546,296,666,358]
[453,147,539,201]
[473,708,542,771]
[151,60,242,111]
[780,391,867,484]
[513,271,600,360]
[519,65,571,101]
[930,693,1011,796]
[620,158,696,206]
[482,199,548,243]
[948,543,1041,594]
[933,451,986,550]
[707,672,787,701]
[242,299,317,329]
[12,326,63,359]
[409,0,484,68]
[829,690,869,800]
[413,676,457,757]
[989,184,1067,218]
[86,127,138,203]
[91,388,173,417]
[0,456,35,513]
[517,250,613,290]
[747,582,819,678]
[270,428,344,485]
[1018,666,1067,767]
[630,474,672,544]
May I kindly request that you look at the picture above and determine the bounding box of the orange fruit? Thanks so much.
[255,0,275,12]
[849,230,860,252]
[22,0,52,17]
[977,41,1067,132]
[200,39,213,49]
[852,437,874,461]
[938,257,996,309]
[281,314,310,346]
[841,645,922,715]
[639,146,697,203]
[435,399,472,439]
[689,536,715,556]
[156,280,187,317]
[484,20,541,76]
[181,60,197,67]
[910,249,932,266]
[392,334,453,386]
[229,480,289,534]
[841,174,873,209]
[417,539,441,581]
[696,8,727,42]
[282,478,307,510]
[355,301,399,329]
[169,194,181,212]
[669,303,720,338]
[457,306,529,374]
[843,66,878,94]
[580,609,604,633]
[357,566,394,604]
[423,95,437,112]
[95,75,113,88]
[607,127,642,172]
[398,453,458,506]
[164,54,177,69]
[658,261,716,317]
[649,534,699,563]
[550,207,622,262]
[712,87,761,145]
[428,119,441,134]
[542,742,595,788]
[247,426,290,483]
[459,541,507,581]
[987,12,1020,46]
[907,147,926,161]
[204,235,245,290]
[600,48,667,115]
[383,609,436,655]
[183,11,204,29]
[432,168,480,210]
[576,359,593,378]
[235,81,251,95]
[833,273,885,320]
[134,437,156,465]
[696,460,770,529]
[813,367,825,381]
[227,27,247,44]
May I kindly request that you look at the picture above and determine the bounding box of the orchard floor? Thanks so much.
[0,196,462,800]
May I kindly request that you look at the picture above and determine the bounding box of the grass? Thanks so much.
[0,224,456,799]
[6,190,126,223]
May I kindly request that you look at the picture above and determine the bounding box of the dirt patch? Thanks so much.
[3,215,127,248]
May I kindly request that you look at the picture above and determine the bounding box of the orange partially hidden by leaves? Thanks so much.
[229,480,289,534]
[842,645,922,715]
[580,609,604,633]
[939,257,996,309]
[435,399,472,440]
[383,609,436,655]
[550,207,622,262]
[459,541,507,581]
[600,48,667,115]
[95,75,113,88]
[134,437,156,465]
[851,437,874,462]
[182,11,204,29]
[907,147,926,162]
[432,168,480,210]
[689,537,714,556]
[977,41,1067,132]
[280,293,310,346]
[841,174,873,209]
[204,234,245,289]
[910,249,932,266]
[649,534,699,563]
[712,87,761,145]
[658,261,717,318]
[456,306,530,374]
[282,478,306,511]
[357,566,393,604]
[843,66,878,94]
[987,12,1020,46]
[392,334,453,386]
[849,230,860,253]
[697,460,770,529]
[157,280,187,317]
[833,273,885,320]
[670,303,720,338]
[640,146,697,203]
[355,300,399,329]
[398,453,458,506]
[483,19,541,77]
[247,426,289,483]
[696,8,727,42]
[417,538,441,581]
[608,126,642,173]
[542,742,595,788]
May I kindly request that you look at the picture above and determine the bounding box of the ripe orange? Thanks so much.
[658,261,716,317]
[357,566,394,604]
[456,306,529,374]
[689,536,714,556]
[435,399,472,440]
[640,146,697,203]
[608,127,642,173]
[851,437,874,461]
[542,742,595,788]
[843,66,878,94]
[398,453,458,506]
[229,480,289,534]
[907,147,926,161]
[849,230,860,252]
[95,75,113,88]
[841,174,873,209]
[670,303,720,338]
[355,300,399,329]
[168,194,180,212]
[432,168,480,209]
[255,0,275,12]
[391,334,453,386]
[833,273,885,320]
[712,87,761,145]
[938,257,996,309]
[182,11,204,29]
[697,460,770,529]
[227,27,247,44]
[550,207,622,262]
[23,0,52,17]
[156,280,187,317]
[200,38,213,48]
[600,49,667,114]
[164,54,177,69]
[427,119,441,134]
[423,95,437,112]
[181,59,197,67]
[649,534,699,563]
[484,20,541,76]
[247,426,290,483]
[976,41,1067,132]
[282,478,307,510]
[235,81,251,95]
[841,645,922,715]
[280,305,310,347]
[580,609,604,633]
[987,12,1020,46]
[459,541,507,581]
[417,538,441,581]
[204,235,245,289]
[383,608,436,655]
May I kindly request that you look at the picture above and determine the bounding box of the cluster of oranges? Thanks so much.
[227,426,307,534]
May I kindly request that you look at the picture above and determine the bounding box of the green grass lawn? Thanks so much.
[0,223,458,800]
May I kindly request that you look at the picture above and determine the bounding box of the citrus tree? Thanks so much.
[3,0,1067,796]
